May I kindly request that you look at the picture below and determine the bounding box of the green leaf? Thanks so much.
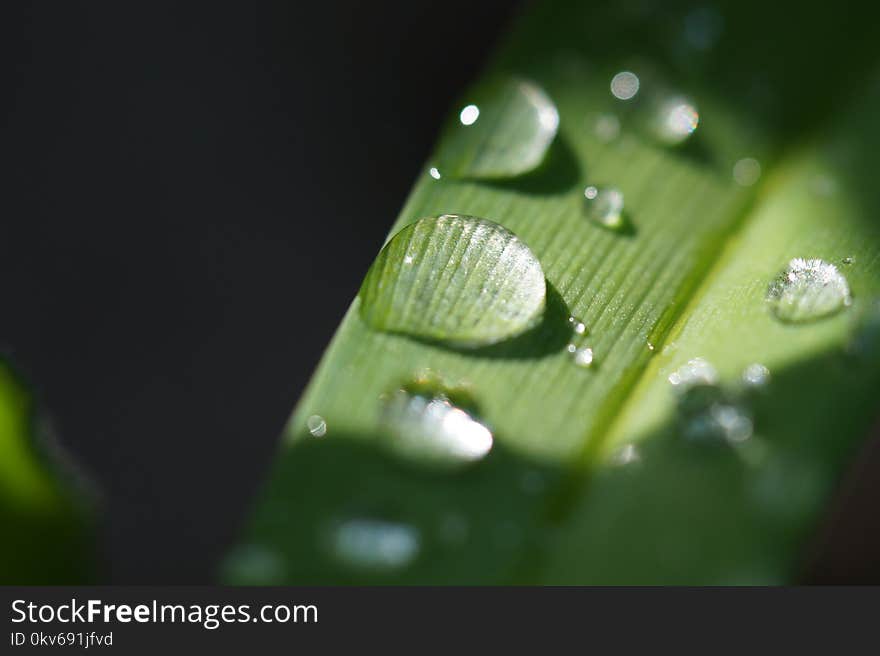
[226,0,880,584]
[0,360,96,583]
[359,215,546,347]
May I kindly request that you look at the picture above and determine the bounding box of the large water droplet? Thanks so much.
[433,78,559,179]
[380,380,493,467]
[650,95,699,145]
[584,185,625,229]
[359,215,546,346]
[766,258,852,323]
[329,518,420,573]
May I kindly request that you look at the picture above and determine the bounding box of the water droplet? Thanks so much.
[650,95,699,145]
[571,346,594,368]
[646,340,656,351]
[741,363,770,388]
[766,258,852,323]
[434,78,559,179]
[668,357,718,389]
[593,113,621,142]
[359,215,546,346]
[306,414,327,437]
[380,380,493,467]
[568,315,587,335]
[221,544,285,584]
[611,71,640,100]
[459,104,480,126]
[842,256,854,265]
[584,185,625,229]
[733,157,761,186]
[428,166,442,180]
[682,7,724,51]
[683,401,753,444]
[329,518,420,572]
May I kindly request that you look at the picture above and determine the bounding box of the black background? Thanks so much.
[1,1,517,582]
[2,1,878,584]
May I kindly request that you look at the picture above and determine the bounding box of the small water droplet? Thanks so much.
[306,414,327,437]
[842,256,854,265]
[221,544,285,584]
[584,185,625,229]
[428,166,442,180]
[594,113,621,142]
[733,157,761,186]
[668,357,718,388]
[459,104,480,126]
[572,346,595,368]
[742,363,770,388]
[380,381,493,467]
[611,71,640,100]
[766,258,852,323]
[646,340,656,351]
[359,215,546,346]
[650,95,699,145]
[435,78,559,179]
[682,7,724,51]
[329,518,421,573]
[568,315,587,335]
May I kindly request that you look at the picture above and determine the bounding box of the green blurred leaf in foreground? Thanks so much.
[0,361,95,583]
[225,0,880,584]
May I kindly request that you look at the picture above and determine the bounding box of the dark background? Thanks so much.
[1,1,877,583]
[1,1,518,582]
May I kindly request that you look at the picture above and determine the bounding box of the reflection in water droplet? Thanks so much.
[584,185,625,229]
[668,357,718,388]
[733,157,761,186]
[742,363,770,388]
[683,7,724,51]
[429,166,442,180]
[221,544,285,584]
[651,96,699,145]
[330,519,420,572]
[766,258,852,323]
[594,113,621,142]
[568,316,587,335]
[435,78,559,179]
[307,414,327,437]
[380,382,493,467]
[611,71,640,100]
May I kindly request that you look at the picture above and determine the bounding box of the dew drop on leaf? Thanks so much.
[649,95,699,145]
[741,363,770,388]
[583,185,625,229]
[433,78,559,179]
[328,518,421,573]
[568,315,587,335]
[359,215,546,346]
[765,258,852,323]
[379,379,493,468]
[306,414,327,437]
